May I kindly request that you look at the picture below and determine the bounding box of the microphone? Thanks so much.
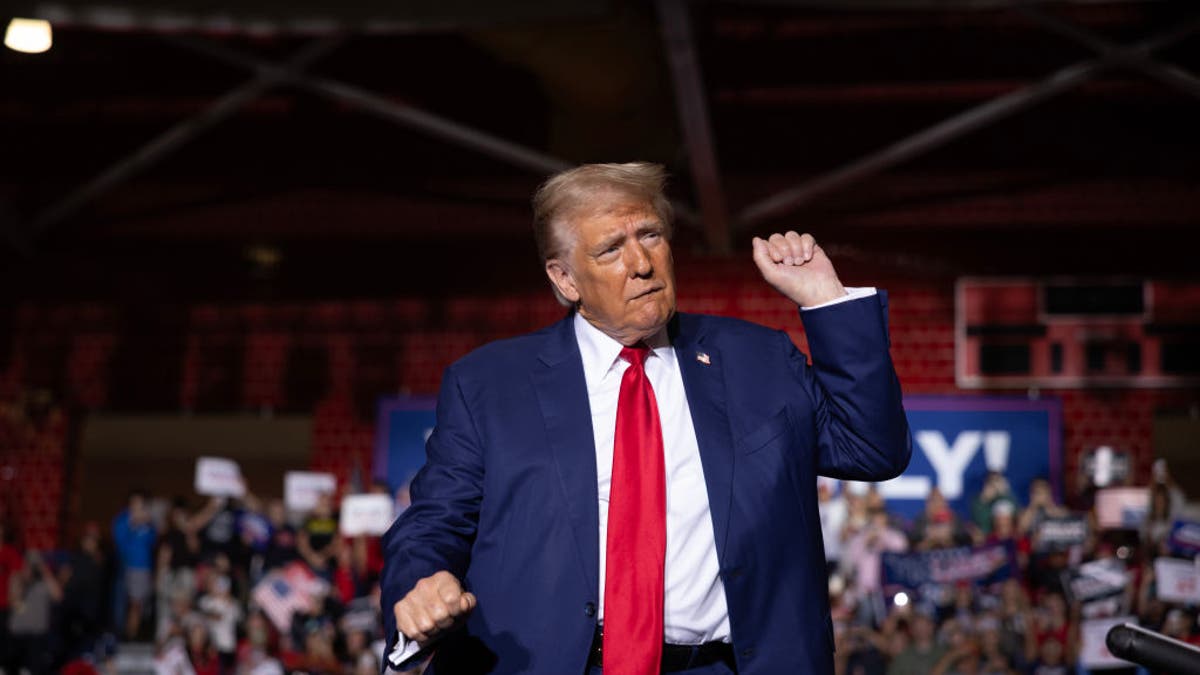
[1105,622,1200,674]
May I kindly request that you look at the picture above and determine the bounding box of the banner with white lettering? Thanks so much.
[1095,487,1150,530]
[884,397,1062,520]
[882,540,1017,590]
[1079,616,1136,670]
[1035,515,1089,552]
[284,471,337,512]
[339,494,395,536]
[1155,557,1200,604]
[194,456,245,497]
[1168,520,1200,558]
[1064,558,1131,604]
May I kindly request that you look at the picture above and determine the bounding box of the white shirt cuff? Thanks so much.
[386,631,423,670]
[800,286,876,311]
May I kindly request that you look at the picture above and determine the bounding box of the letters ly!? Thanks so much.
[874,430,1011,501]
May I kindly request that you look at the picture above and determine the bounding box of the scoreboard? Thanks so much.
[956,278,1200,388]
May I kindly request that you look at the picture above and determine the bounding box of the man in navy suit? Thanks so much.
[381,162,911,674]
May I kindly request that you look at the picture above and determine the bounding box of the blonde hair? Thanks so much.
[532,162,673,305]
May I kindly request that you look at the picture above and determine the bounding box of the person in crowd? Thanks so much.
[202,497,252,585]
[186,619,221,675]
[843,506,909,626]
[1023,592,1075,670]
[263,499,299,572]
[6,549,64,674]
[60,522,107,661]
[1017,479,1067,538]
[912,488,970,550]
[1140,482,1175,553]
[1159,608,1200,648]
[995,580,1032,672]
[198,573,242,674]
[974,611,1016,674]
[1025,636,1068,675]
[0,519,25,665]
[236,610,283,675]
[298,492,340,576]
[972,472,1018,539]
[112,488,156,639]
[888,609,948,675]
[162,496,221,576]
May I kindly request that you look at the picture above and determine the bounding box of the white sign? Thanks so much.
[194,457,245,497]
[1079,616,1136,670]
[340,494,396,536]
[1094,487,1150,529]
[284,471,337,512]
[1155,557,1200,604]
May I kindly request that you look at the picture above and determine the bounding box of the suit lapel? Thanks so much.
[531,314,600,594]
[671,314,735,561]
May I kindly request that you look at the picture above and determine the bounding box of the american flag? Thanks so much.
[252,562,329,631]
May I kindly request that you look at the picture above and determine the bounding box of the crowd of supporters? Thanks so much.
[819,465,1200,675]
[1,464,1197,675]
[1,481,397,675]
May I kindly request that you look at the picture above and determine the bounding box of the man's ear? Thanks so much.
[545,259,581,304]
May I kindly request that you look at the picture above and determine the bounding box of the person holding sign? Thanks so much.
[380,162,912,674]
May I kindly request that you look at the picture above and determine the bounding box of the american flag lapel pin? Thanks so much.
[696,351,711,366]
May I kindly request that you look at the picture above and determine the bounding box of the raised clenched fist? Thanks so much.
[751,231,846,308]
[393,570,477,646]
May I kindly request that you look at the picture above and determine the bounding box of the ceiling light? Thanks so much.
[5,18,53,54]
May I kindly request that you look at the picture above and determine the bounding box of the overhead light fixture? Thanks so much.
[5,18,53,54]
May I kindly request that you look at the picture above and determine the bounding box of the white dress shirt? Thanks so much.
[389,287,876,667]
[574,311,732,645]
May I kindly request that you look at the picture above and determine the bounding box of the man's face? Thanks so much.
[546,200,676,345]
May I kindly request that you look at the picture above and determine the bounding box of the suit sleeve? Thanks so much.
[379,364,484,670]
[789,290,912,481]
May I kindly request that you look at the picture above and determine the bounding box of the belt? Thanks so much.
[588,626,736,673]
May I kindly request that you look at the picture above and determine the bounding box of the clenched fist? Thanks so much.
[751,231,846,307]
[393,570,477,646]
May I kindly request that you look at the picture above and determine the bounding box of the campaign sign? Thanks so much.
[340,494,395,536]
[1168,520,1200,558]
[194,456,245,498]
[374,396,437,499]
[882,396,1062,520]
[1095,487,1150,530]
[882,540,1017,590]
[1064,558,1130,603]
[1154,557,1200,605]
[1080,616,1136,670]
[284,471,337,512]
[1035,515,1089,553]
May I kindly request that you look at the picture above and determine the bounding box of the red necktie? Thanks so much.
[603,345,666,675]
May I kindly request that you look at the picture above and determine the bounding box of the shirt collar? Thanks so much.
[573,312,672,390]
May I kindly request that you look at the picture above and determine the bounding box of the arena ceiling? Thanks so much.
[2,0,1198,301]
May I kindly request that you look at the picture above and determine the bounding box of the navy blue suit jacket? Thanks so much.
[381,293,911,674]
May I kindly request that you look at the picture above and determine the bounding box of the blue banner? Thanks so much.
[869,396,1063,521]
[373,396,437,502]
[882,540,1018,590]
[375,395,1063,525]
[1168,520,1200,558]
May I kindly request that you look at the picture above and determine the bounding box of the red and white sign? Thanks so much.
[1079,616,1136,670]
[1155,557,1200,604]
